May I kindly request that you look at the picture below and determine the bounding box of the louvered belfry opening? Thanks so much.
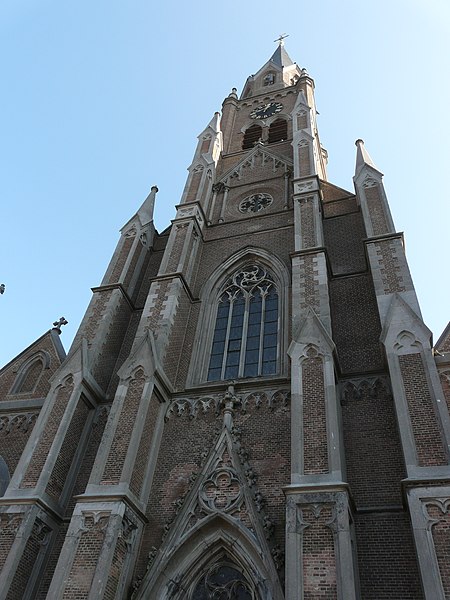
[268,118,287,144]
[242,124,262,150]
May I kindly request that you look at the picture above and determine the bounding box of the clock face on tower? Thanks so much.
[250,102,283,119]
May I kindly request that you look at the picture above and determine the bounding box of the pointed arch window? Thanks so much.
[10,353,48,395]
[268,118,287,144]
[207,264,279,381]
[242,124,262,150]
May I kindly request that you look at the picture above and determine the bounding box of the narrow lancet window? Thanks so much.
[242,124,262,150]
[268,118,287,144]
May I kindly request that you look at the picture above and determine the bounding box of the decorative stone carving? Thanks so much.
[31,518,52,547]
[120,511,138,548]
[341,376,392,404]
[238,193,273,214]
[80,511,110,534]
[425,498,450,527]
[362,176,377,188]
[393,330,422,354]
[165,389,290,421]
[295,180,315,194]
[0,513,22,533]
[0,413,38,434]
[297,503,337,533]
[222,146,293,183]
[199,462,242,513]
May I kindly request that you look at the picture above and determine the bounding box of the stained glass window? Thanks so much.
[207,265,279,381]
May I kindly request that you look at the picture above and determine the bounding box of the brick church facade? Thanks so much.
[1,42,450,599]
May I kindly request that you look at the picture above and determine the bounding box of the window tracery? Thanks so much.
[239,193,273,214]
[207,264,279,381]
[191,560,255,599]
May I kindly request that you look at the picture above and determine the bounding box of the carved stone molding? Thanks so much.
[297,502,337,533]
[424,498,450,529]
[0,412,38,435]
[165,389,290,421]
[80,511,110,534]
[124,227,137,238]
[0,513,23,533]
[393,330,422,354]
[362,176,378,188]
[120,510,139,548]
[341,376,392,404]
[31,518,52,547]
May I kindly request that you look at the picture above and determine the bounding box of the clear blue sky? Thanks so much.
[1,0,449,367]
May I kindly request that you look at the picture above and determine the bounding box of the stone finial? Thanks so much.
[228,88,238,99]
[52,317,68,334]
[0,283,5,295]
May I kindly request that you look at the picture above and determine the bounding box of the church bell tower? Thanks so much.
[0,40,450,599]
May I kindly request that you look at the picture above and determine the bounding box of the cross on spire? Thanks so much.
[52,317,68,334]
[274,33,289,46]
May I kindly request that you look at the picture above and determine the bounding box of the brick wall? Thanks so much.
[302,356,328,475]
[134,248,166,308]
[341,378,405,508]
[108,235,134,284]
[302,505,337,599]
[299,145,311,177]
[130,393,160,498]
[63,514,109,599]
[428,503,450,596]
[323,212,367,276]
[329,275,384,374]
[92,295,132,392]
[65,406,110,517]
[104,533,128,600]
[399,354,448,466]
[299,197,316,248]
[7,528,41,600]
[322,196,358,218]
[373,238,409,294]
[45,397,91,502]
[35,524,68,599]
[101,370,146,485]
[365,184,389,235]
[355,512,424,599]
[0,514,22,570]
[0,413,38,477]
[21,376,74,489]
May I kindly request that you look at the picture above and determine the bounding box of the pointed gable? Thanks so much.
[0,329,66,401]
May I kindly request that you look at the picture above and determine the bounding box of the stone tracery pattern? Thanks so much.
[239,193,273,214]
[164,389,290,421]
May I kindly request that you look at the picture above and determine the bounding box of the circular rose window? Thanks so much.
[239,193,273,214]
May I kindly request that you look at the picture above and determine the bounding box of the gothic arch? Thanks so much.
[187,248,290,385]
[10,351,50,395]
[139,513,279,599]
